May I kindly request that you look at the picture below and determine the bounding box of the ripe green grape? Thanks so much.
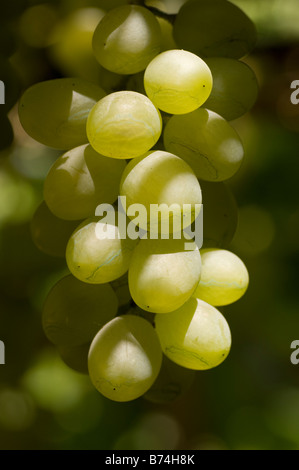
[31,201,81,258]
[44,144,126,221]
[66,213,138,284]
[204,58,259,121]
[193,248,249,306]
[144,355,196,404]
[155,297,231,370]
[57,343,90,375]
[173,0,257,59]
[144,50,212,115]
[88,315,163,402]
[128,237,201,314]
[200,180,238,248]
[119,151,202,234]
[164,108,244,182]
[86,91,162,159]
[42,274,118,348]
[19,78,106,149]
[92,5,161,75]
[156,16,177,52]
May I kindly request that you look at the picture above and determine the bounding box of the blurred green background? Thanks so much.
[1,0,299,450]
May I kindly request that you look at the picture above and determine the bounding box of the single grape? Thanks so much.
[204,58,259,121]
[86,91,162,159]
[92,5,161,75]
[193,248,249,306]
[143,355,196,404]
[88,315,163,402]
[43,144,126,221]
[119,150,202,234]
[199,180,238,248]
[155,297,231,370]
[19,78,106,149]
[173,0,257,59]
[66,213,138,284]
[144,49,213,115]
[30,201,81,258]
[164,108,244,182]
[42,274,118,348]
[129,237,201,314]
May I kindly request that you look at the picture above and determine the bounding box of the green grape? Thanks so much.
[144,50,213,115]
[88,315,163,402]
[128,237,201,314]
[119,151,202,234]
[163,108,244,182]
[204,58,259,121]
[87,91,162,159]
[0,113,14,151]
[173,0,257,59]
[44,144,126,221]
[200,180,238,248]
[31,201,81,258]
[42,274,118,348]
[57,343,90,374]
[155,297,231,370]
[110,273,132,307]
[143,355,196,404]
[92,5,161,75]
[18,78,106,150]
[66,213,138,284]
[193,248,249,306]
[156,16,177,52]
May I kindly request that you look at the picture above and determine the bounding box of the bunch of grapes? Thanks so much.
[21,0,258,404]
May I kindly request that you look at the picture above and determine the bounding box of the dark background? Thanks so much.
[0,0,299,450]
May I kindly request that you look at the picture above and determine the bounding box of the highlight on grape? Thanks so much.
[94,196,203,249]
[0,340,5,365]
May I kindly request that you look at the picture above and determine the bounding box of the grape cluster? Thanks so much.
[23,0,258,404]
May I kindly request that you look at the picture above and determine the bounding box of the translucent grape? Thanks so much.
[66,213,138,284]
[87,91,162,159]
[128,237,201,314]
[144,50,213,115]
[204,58,259,121]
[173,0,257,59]
[164,108,244,182]
[193,248,249,306]
[155,297,231,370]
[119,150,202,234]
[42,274,118,348]
[88,315,163,402]
[92,5,161,75]
[44,144,126,221]
[31,201,81,258]
[19,78,106,149]
[143,355,196,404]
[200,180,238,248]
